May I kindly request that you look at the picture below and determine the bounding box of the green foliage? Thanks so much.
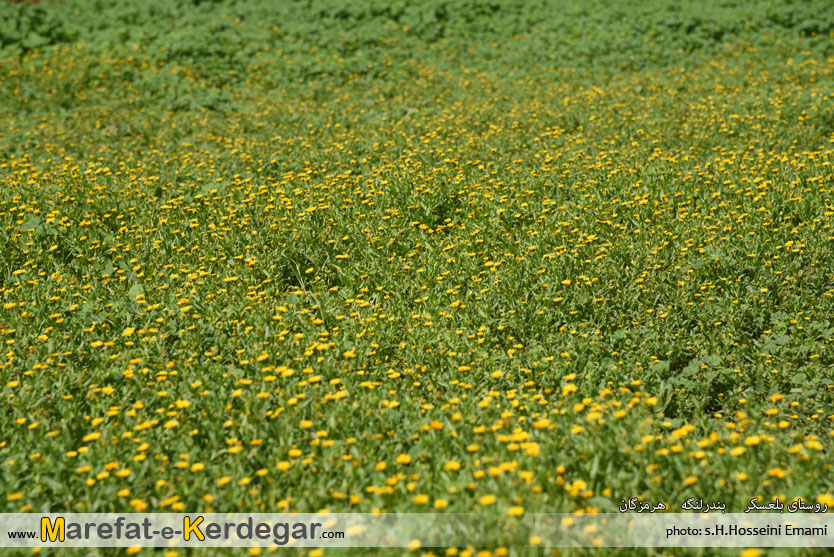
[1,0,834,544]
[0,1,76,53]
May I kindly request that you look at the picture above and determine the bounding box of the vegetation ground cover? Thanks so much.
[2,0,834,555]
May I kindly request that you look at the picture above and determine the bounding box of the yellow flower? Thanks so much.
[816,494,834,506]
[478,494,496,506]
[522,442,540,456]
[433,499,449,510]
[122,327,135,337]
[396,454,412,465]
[82,432,101,442]
[507,506,524,516]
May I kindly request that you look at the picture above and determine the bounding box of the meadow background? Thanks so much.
[2,0,834,555]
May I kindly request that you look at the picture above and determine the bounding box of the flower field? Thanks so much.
[2,0,834,554]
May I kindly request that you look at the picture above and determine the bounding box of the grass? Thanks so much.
[1,0,834,555]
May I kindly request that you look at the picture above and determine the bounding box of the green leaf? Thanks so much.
[20,216,41,231]
[128,283,144,302]
[651,360,670,373]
